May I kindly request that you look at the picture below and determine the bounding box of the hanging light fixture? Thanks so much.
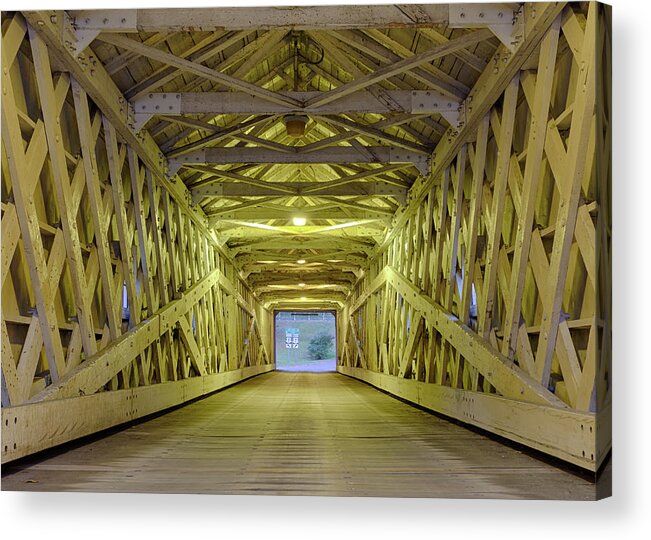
[283,32,323,139]
[284,115,308,138]
[292,216,307,226]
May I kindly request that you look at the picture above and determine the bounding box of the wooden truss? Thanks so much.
[1,13,272,462]
[1,3,610,472]
[337,2,611,471]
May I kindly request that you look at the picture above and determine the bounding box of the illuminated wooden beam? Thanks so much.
[244,264,362,277]
[131,89,460,125]
[68,5,450,33]
[208,207,393,221]
[231,237,375,255]
[236,251,367,265]
[192,163,409,195]
[260,290,347,302]
[216,222,385,240]
[192,180,407,203]
[257,284,350,294]
[171,146,431,177]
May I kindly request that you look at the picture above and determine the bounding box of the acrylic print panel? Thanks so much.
[0,1,610,500]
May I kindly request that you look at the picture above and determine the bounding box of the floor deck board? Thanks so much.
[1,372,599,499]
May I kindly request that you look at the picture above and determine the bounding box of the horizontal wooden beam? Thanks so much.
[171,146,431,176]
[338,366,608,472]
[248,274,356,286]
[230,237,375,255]
[1,365,273,464]
[208,207,393,221]
[190,163,409,194]
[244,265,362,277]
[260,290,347,301]
[217,222,384,240]
[193,181,407,202]
[131,90,460,117]
[257,284,350,294]
[267,301,342,310]
[236,250,367,265]
[68,6,450,33]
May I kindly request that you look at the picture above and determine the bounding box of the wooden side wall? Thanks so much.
[338,2,611,471]
[1,13,273,463]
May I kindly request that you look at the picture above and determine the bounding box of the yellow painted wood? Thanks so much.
[0,4,609,474]
[2,372,603,497]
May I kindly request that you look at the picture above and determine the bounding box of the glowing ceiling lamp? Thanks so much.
[292,216,307,226]
[298,283,306,287]
[296,259,306,264]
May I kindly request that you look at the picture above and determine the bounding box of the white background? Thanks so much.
[1,0,649,537]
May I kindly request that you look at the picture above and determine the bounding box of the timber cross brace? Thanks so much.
[1,3,610,473]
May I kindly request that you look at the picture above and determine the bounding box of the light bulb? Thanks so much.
[292,216,307,226]
[296,259,306,264]
[298,283,306,287]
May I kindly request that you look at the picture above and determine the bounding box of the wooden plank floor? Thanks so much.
[1,372,599,499]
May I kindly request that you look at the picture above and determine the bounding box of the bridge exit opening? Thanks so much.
[274,311,337,372]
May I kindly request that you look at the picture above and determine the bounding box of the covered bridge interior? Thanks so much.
[1,2,611,498]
